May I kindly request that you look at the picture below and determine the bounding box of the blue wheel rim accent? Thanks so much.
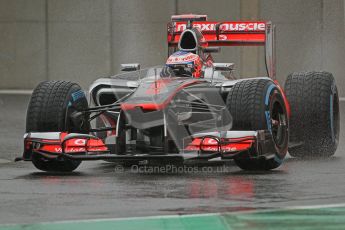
[71,90,85,102]
[265,84,276,105]
[265,84,276,132]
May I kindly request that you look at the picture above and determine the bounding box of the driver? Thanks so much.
[162,51,203,78]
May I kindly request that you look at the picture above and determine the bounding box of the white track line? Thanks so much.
[0,90,33,95]
[339,97,345,101]
[282,203,345,210]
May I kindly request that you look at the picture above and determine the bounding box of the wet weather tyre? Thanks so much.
[26,80,89,172]
[285,72,339,158]
[226,79,289,170]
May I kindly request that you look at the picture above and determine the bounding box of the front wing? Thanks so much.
[17,130,276,163]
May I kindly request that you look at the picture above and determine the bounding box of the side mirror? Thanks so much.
[203,47,221,53]
[213,63,234,71]
[121,63,140,71]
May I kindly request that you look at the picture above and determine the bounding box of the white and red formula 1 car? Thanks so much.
[17,14,339,172]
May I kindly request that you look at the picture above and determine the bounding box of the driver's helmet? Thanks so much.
[165,51,203,78]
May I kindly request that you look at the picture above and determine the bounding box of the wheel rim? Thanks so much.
[271,101,288,148]
[331,90,340,143]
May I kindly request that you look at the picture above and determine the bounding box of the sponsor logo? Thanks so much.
[66,147,86,152]
[166,52,198,64]
[219,35,228,40]
[54,147,86,153]
[222,146,237,152]
[200,146,237,152]
[175,22,266,32]
[73,139,87,146]
[202,138,218,145]
[54,147,62,152]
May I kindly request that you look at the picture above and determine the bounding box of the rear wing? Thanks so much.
[167,15,276,79]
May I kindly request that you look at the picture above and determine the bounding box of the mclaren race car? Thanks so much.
[17,14,339,172]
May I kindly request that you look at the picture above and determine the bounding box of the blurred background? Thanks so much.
[0,0,344,95]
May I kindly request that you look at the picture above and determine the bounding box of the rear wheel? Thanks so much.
[285,71,339,158]
[226,79,289,170]
[26,80,89,172]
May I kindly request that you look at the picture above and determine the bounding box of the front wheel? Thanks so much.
[26,80,89,172]
[226,79,289,170]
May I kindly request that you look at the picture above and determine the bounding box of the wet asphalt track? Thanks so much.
[1,95,345,225]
